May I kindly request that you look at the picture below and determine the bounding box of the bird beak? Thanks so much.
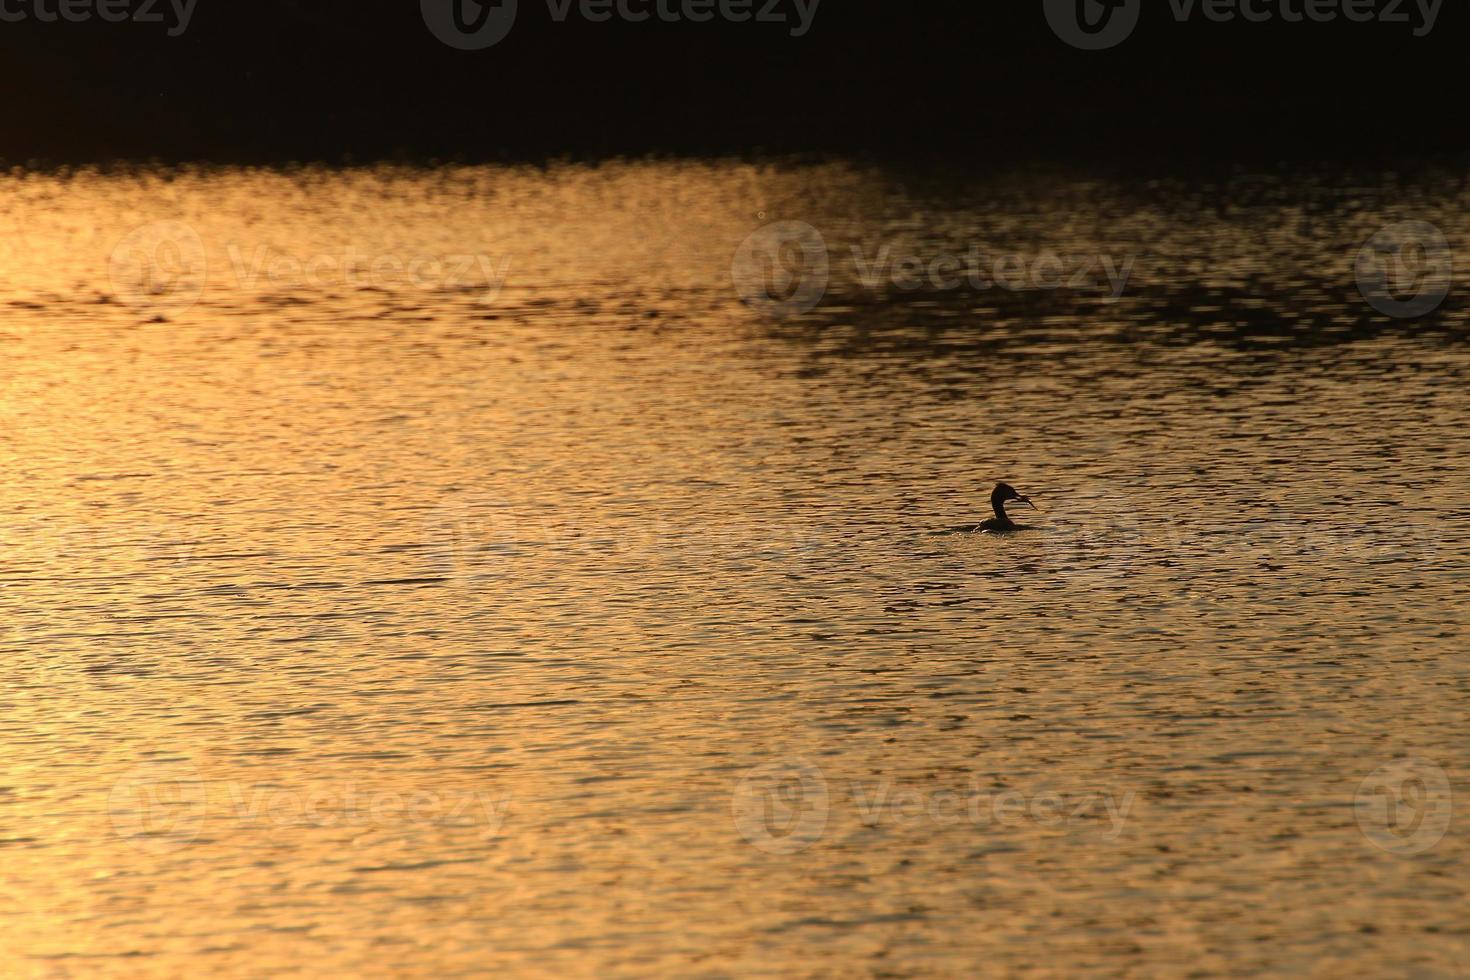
[1019,496,1037,510]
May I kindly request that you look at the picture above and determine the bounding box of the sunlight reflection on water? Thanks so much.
[0,160,1466,975]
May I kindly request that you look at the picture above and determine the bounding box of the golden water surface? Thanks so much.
[0,162,1466,976]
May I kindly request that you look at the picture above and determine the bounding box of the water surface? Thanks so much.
[1,161,1466,975]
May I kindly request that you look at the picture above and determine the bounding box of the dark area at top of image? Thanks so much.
[0,0,1463,167]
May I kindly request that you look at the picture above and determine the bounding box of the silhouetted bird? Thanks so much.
[975,482,1036,532]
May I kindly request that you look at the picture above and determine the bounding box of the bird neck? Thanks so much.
[991,494,1009,522]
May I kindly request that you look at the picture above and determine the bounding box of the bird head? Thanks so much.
[993,482,1037,510]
